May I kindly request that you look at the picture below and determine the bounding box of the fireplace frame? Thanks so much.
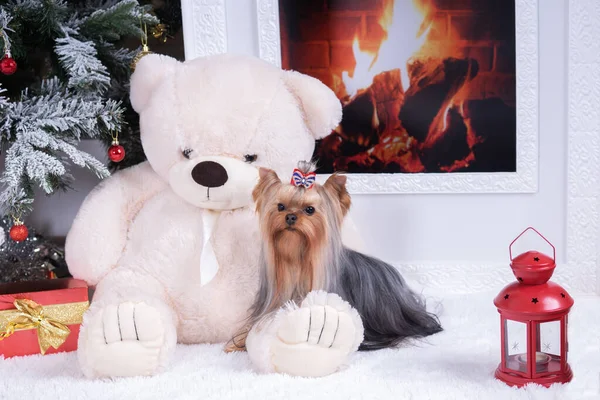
[180,0,600,294]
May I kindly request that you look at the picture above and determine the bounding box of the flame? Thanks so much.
[342,0,433,97]
[341,38,378,98]
[329,0,484,173]
[429,99,483,172]
[441,103,452,132]
[424,60,475,149]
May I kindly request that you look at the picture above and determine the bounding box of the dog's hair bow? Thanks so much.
[290,168,316,189]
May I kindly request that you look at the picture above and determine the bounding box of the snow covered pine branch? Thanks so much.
[0,1,158,219]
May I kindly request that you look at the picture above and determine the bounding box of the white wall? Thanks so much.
[16,0,567,272]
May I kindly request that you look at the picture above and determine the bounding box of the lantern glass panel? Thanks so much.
[504,319,528,373]
[564,315,569,364]
[535,320,561,374]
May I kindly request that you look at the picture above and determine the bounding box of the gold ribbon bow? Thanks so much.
[0,299,73,354]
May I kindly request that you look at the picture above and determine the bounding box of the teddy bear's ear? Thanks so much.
[130,53,179,113]
[282,70,343,139]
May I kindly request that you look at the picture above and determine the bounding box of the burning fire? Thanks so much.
[331,0,483,173]
[342,0,433,96]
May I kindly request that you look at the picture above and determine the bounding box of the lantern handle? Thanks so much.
[509,227,556,262]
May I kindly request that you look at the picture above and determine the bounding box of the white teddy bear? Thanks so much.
[65,53,364,378]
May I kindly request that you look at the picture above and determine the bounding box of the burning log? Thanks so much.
[370,129,413,163]
[369,130,425,173]
[418,106,471,172]
[316,58,491,174]
[312,134,344,174]
[328,124,424,173]
[371,68,404,141]
[335,152,386,173]
[371,68,404,103]
[335,144,424,173]
[324,68,414,173]
[336,89,379,150]
[464,98,517,172]
[399,57,479,144]
[335,68,405,151]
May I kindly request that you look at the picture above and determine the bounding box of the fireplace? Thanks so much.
[279,0,517,174]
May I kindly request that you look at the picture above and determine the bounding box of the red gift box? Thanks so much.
[0,278,89,358]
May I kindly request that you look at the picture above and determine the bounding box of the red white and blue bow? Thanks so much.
[290,168,316,189]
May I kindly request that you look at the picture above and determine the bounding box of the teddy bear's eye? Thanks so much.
[182,148,193,159]
[244,154,258,163]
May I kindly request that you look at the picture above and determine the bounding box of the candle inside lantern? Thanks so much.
[534,352,551,364]
[517,352,550,366]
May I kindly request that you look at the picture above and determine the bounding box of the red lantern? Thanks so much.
[494,227,574,388]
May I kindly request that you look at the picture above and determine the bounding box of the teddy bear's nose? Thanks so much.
[191,161,229,188]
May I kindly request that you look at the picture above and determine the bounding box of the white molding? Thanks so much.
[393,260,597,296]
[566,0,600,295]
[181,0,227,60]
[256,0,281,66]
[255,0,538,194]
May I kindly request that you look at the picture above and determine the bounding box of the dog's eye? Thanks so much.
[277,203,285,212]
[244,154,258,163]
[182,148,193,159]
[304,206,315,215]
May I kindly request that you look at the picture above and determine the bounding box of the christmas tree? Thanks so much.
[0,0,160,227]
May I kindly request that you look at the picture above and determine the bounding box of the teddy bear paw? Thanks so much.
[78,301,168,378]
[270,291,364,377]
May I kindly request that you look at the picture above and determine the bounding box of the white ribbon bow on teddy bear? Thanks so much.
[200,209,220,286]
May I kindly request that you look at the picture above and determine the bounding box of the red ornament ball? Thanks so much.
[0,56,17,75]
[9,224,28,242]
[108,144,125,162]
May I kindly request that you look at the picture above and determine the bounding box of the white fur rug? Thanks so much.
[1,291,598,400]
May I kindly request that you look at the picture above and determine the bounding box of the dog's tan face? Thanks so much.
[253,168,351,260]
[252,167,351,298]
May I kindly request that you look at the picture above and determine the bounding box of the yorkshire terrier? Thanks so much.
[229,161,442,352]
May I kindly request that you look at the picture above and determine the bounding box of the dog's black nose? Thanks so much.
[191,161,228,188]
[286,214,297,226]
